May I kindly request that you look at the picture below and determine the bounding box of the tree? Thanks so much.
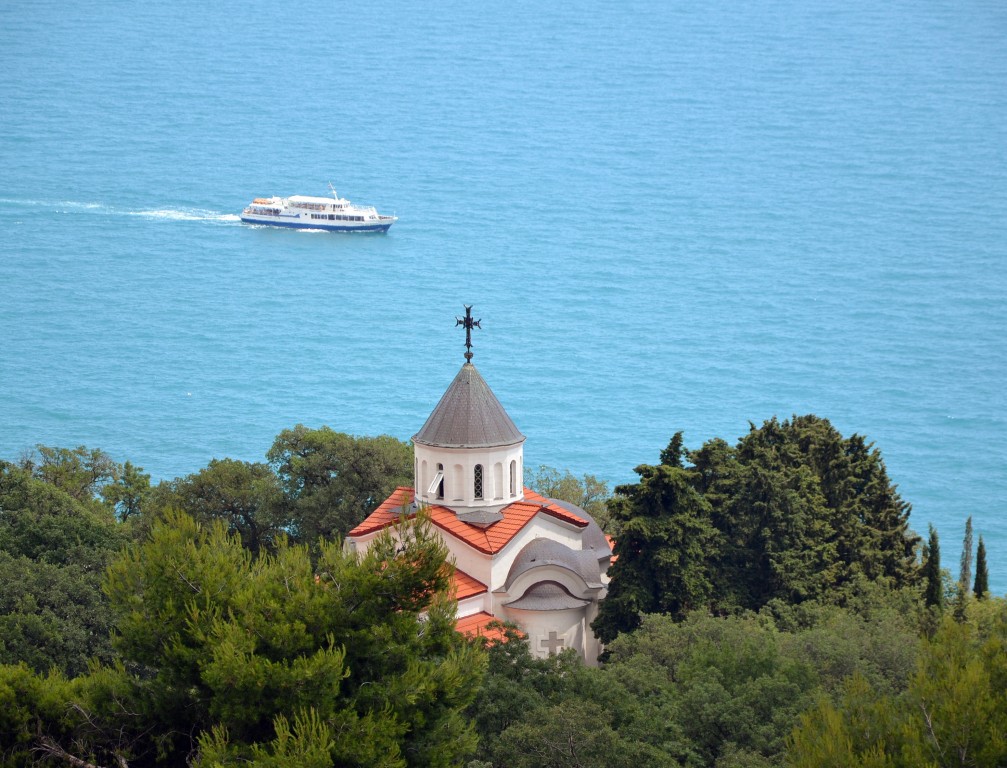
[592,450,716,644]
[0,662,77,767]
[974,536,989,600]
[960,516,974,594]
[467,623,683,767]
[0,554,116,678]
[597,417,920,641]
[724,417,917,598]
[0,462,125,675]
[101,460,152,521]
[923,525,943,611]
[603,612,821,766]
[787,606,1007,767]
[527,465,611,530]
[470,588,928,768]
[149,458,285,556]
[17,445,120,504]
[952,517,976,621]
[267,425,412,546]
[6,510,486,768]
[490,700,640,768]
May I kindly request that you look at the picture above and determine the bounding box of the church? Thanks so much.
[346,308,611,665]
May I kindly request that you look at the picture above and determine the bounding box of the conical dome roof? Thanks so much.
[413,363,525,449]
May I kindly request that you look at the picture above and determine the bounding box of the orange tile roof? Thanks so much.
[349,487,415,536]
[348,487,589,555]
[452,568,488,600]
[455,611,511,642]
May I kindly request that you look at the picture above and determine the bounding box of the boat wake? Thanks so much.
[1,198,241,224]
[128,208,241,223]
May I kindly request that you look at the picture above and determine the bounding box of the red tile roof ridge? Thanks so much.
[451,568,488,600]
[522,488,590,528]
[347,486,416,537]
[349,487,589,552]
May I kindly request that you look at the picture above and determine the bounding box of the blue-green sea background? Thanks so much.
[2,2,1005,591]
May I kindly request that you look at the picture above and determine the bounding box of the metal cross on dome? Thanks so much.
[456,305,481,362]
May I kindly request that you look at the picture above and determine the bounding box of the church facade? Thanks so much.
[347,310,610,664]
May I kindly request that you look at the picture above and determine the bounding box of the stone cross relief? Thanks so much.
[541,631,565,655]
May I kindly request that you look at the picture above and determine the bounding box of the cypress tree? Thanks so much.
[592,458,716,643]
[959,516,973,593]
[923,524,943,609]
[974,535,989,600]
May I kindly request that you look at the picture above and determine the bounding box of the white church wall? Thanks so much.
[502,605,590,664]
[456,593,492,618]
[583,597,604,662]
[414,442,524,508]
[439,536,493,587]
[488,516,586,590]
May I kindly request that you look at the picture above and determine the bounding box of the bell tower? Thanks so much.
[412,307,525,523]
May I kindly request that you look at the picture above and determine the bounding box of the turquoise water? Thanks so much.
[2,1,1005,591]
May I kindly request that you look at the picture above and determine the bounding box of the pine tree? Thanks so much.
[923,525,943,610]
[973,536,989,600]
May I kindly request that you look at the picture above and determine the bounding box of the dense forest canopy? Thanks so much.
[0,416,1003,767]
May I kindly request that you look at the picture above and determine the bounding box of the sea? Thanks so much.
[2,1,1005,592]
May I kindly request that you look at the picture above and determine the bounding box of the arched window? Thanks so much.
[474,464,484,500]
[436,463,444,500]
[510,460,517,496]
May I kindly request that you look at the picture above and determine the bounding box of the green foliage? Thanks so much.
[489,699,642,768]
[467,626,682,767]
[475,594,926,768]
[604,613,821,766]
[595,417,921,642]
[708,417,918,606]
[267,425,412,546]
[16,444,120,503]
[64,509,484,767]
[527,465,612,531]
[149,458,285,555]
[0,553,118,677]
[765,581,923,698]
[787,603,1007,767]
[594,459,716,643]
[101,459,152,520]
[0,462,126,675]
[923,525,943,610]
[0,461,123,567]
[960,516,974,592]
[974,536,989,599]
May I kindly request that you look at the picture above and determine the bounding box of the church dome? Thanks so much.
[505,538,606,591]
[504,581,590,611]
[413,362,525,449]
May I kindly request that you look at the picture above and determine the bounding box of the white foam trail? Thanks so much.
[0,198,108,211]
[0,198,240,223]
[128,208,238,222]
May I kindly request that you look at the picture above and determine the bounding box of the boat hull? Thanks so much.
[240,215,393,233]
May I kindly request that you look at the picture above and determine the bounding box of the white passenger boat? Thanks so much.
[240,185,397,232]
